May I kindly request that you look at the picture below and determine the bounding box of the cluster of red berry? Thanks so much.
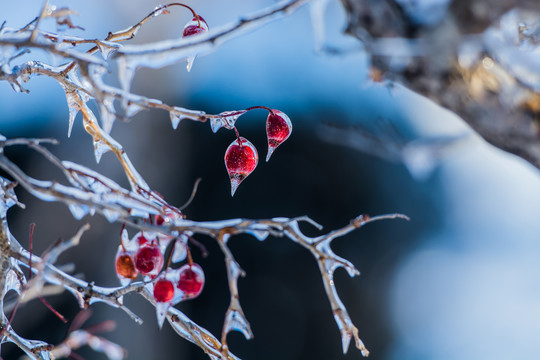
[225,109,292,195]
[113,7,293,328]
[115,211,205,327]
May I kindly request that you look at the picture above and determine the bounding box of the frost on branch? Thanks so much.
[0,0,409,358]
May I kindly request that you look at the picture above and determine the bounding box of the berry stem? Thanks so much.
[28,223,35,280]
[119,224,127,252]
[186,235,209,258]
[38,295,68,323]
[160,3,201,27]
[233,127,243,146]
[165,239,177,269]
[178,177,202,211]
[186,247,194,268]
[206,106,276,120]
[244,105,276,116]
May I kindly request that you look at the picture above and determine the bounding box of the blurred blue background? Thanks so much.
[2,1,540,359]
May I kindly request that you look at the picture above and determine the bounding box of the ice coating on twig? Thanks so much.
[210,110,247,133]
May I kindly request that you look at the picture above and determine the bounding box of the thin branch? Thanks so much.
[114,0,310,69]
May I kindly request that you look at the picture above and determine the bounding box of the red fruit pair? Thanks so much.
[115,234,164,284]
[153,263,205,303]
[224,109,292,195]
[152,262,205,328]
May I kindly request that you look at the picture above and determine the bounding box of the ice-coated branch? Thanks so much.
[0,1,413,358]
[162,214,409,357]
[114,0,310,69]
[216,231,253,356]
[13,247,239,360]
[1,138,408,357]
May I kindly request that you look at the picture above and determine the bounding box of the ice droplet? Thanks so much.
[309,0,331,52]
[152,5,170,17]
[186,55,196,72]
[245,229,269,241]
[100,96,116,134]
[224,137,258,196]
[266,110,292,162]
[340,329,352,354]
[68,203,90,220]
[5,268,24,295]
[224,310,253,340]
[169,111,185,130]
[155,301,170,329]
[63,89,81,137]
[117,56,136,110]
[93,139,112,163]
[125,102,146,118]
[210,110,247,133]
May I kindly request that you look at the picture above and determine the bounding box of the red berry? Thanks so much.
[266,110,292,161]
[177,263,205,299]
[115,252,138,279]
[135,242,164,276]
[155,215,165,226]
[182,15,208,37]
[137,235,148,246]
[224,137,258,196]
[153,278,175,303]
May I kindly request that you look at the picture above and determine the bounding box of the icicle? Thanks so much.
[5,268,24,295]
[63,89,81,137]
[0,176,19,214]
[155,302,170,329]
[211,110,247,133]
[116,56,136,111]
[169,111,185,130]
[99,96,116,134]
[125,102,146,118]
[309,0,330,52]
[245,229,269,241]
[339,327,352,354]
[152,5,170,17]
[186,56,196,72]
[117,56,136,94]
[224,310,253,340]
[93,139,112,163]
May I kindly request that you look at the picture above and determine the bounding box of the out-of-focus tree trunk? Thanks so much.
[340,0,540,168]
